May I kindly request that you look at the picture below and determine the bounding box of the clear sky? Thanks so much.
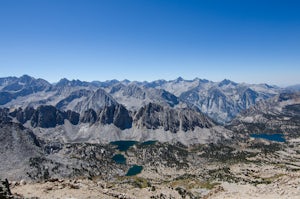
[0,0,299,86]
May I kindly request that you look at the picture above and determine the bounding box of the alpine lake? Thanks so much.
[250,133,286,142]
[110,140,157,176]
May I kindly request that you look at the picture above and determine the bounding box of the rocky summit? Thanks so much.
[0,75,300,198]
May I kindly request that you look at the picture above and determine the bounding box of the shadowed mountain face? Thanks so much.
[1,102,213,133]
[8,106,80,128]
[2,104,132,130]
[97,104,132,130]
[134,103,214,133]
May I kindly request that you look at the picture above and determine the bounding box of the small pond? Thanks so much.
[250,133,285,142]
[112,154,126,164]
[110,140,137,151]
[126,165,143,176]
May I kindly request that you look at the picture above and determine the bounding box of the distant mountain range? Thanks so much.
[0,74,298,145]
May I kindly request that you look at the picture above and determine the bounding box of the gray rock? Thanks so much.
[134,103,214,133]
[0,122,42,180]
[80,109,97,124]
[98,104,132,130]
[31,105,66,128]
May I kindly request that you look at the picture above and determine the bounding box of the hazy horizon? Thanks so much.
[2,73,298,88]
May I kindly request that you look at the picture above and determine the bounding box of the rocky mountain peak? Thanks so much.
[218,79,237,87]
[19,74,34,83]
[55,78,90,88]
[175,76,184,82]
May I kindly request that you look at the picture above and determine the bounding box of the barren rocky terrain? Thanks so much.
[2,136,299,199]
[1,76,300,198]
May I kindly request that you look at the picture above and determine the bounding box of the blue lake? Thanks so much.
[126,165,143,176]
[250,134,286,142]
[112,154,126,164]
[110,140,137,151]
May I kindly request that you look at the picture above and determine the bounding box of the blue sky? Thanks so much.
[0,0,299,86]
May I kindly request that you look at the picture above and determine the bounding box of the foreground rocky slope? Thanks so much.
[3,136,300,199]
[0,121,42,180]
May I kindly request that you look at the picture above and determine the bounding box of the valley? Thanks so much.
[7,137,300,198]
[0,75,299,198]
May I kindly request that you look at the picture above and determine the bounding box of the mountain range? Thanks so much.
[0,75,283,118]
[1,74,300,198]
[0,74,298,146]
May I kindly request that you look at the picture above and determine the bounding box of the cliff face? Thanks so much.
[97,104,132,130]
[134,103,214,133]
[7,105,80,128]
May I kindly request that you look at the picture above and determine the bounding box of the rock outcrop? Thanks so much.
[134,103,214,133]
[9,107,35,124]
[80,104,133,130]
